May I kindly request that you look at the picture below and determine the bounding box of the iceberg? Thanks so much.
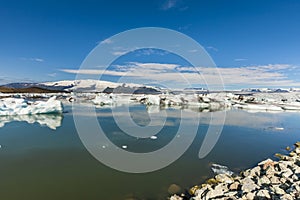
[0,96,63,116]
[92,93,116,106]
[144,95,161,105]
[211,163,234,176]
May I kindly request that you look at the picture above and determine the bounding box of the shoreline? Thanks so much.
[170,142,300,200]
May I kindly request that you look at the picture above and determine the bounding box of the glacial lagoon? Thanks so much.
[0,104,300,200]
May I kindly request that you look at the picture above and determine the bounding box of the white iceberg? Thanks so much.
[92,93,116,106]
[0,96,63,116]
[233,103,283,111]
[143,95,161,105]
[211,163,234,176]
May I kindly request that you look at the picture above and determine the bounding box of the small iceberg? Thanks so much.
[0,96,63,116]
[142,95,161,105]
[92,93,116,106]
[211,163,234,176]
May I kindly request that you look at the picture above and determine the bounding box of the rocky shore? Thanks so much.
[170,142,300,200]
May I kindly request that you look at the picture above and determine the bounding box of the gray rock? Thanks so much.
[294,142,300,148]
[258,158,274,166]
[265,166,276,177]
[256,189,271,199]
[249,166,261,177]
[278,162,289,171]
[193,185,211,198]
[229,181,240,190]
[245,192,255,200]
[215,174,234,184]
[170,194,183,200]
[269,176,281,184]
[282,168,293,178]
[286,182,300,194]
[242,169,251,177]
[294,166,300,174]
[272,185,286,195]
[241,177,259,193]
[205,186,224,199]
[279,194,294,200]
[291,174,298,181]
[257,175,271,186]
[290,152,297,157]
[224,191,238,197]
[280,177,287,184]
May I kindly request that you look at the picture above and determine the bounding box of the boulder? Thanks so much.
[256,189,271,199]
[229,182,240,191]
[240,177,259,193]
[215,174,234,184]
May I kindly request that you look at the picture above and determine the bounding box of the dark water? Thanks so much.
[0,105,300,200]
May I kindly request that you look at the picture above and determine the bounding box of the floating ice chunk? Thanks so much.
[122,145,128,149]
[0,96,63,116]
[92,93,116,106]
[145,95,160,105]
[211,163,234,176]
[150,135,158,140]
[233,103,283,111]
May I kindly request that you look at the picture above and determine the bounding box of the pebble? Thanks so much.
[168,184,181,195]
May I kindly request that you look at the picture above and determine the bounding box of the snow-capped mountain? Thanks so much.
[42,79,158,92]
[1,80,161,93]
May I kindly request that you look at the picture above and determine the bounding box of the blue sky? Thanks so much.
[0,0,300,89]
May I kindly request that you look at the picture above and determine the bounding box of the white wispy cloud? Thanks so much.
[161,0,178,10]
[206,46,219,52]
[60,63,300,88]
[234,58,248,62]
[47,73,57,77]
[20,57,44,62]
[111,46,137,56]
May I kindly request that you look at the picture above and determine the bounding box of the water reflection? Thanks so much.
[1,105,300,200]
[87,105,282,130]
[0,114,63,130]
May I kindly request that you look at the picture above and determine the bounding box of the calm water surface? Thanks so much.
[0,105,300,200]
